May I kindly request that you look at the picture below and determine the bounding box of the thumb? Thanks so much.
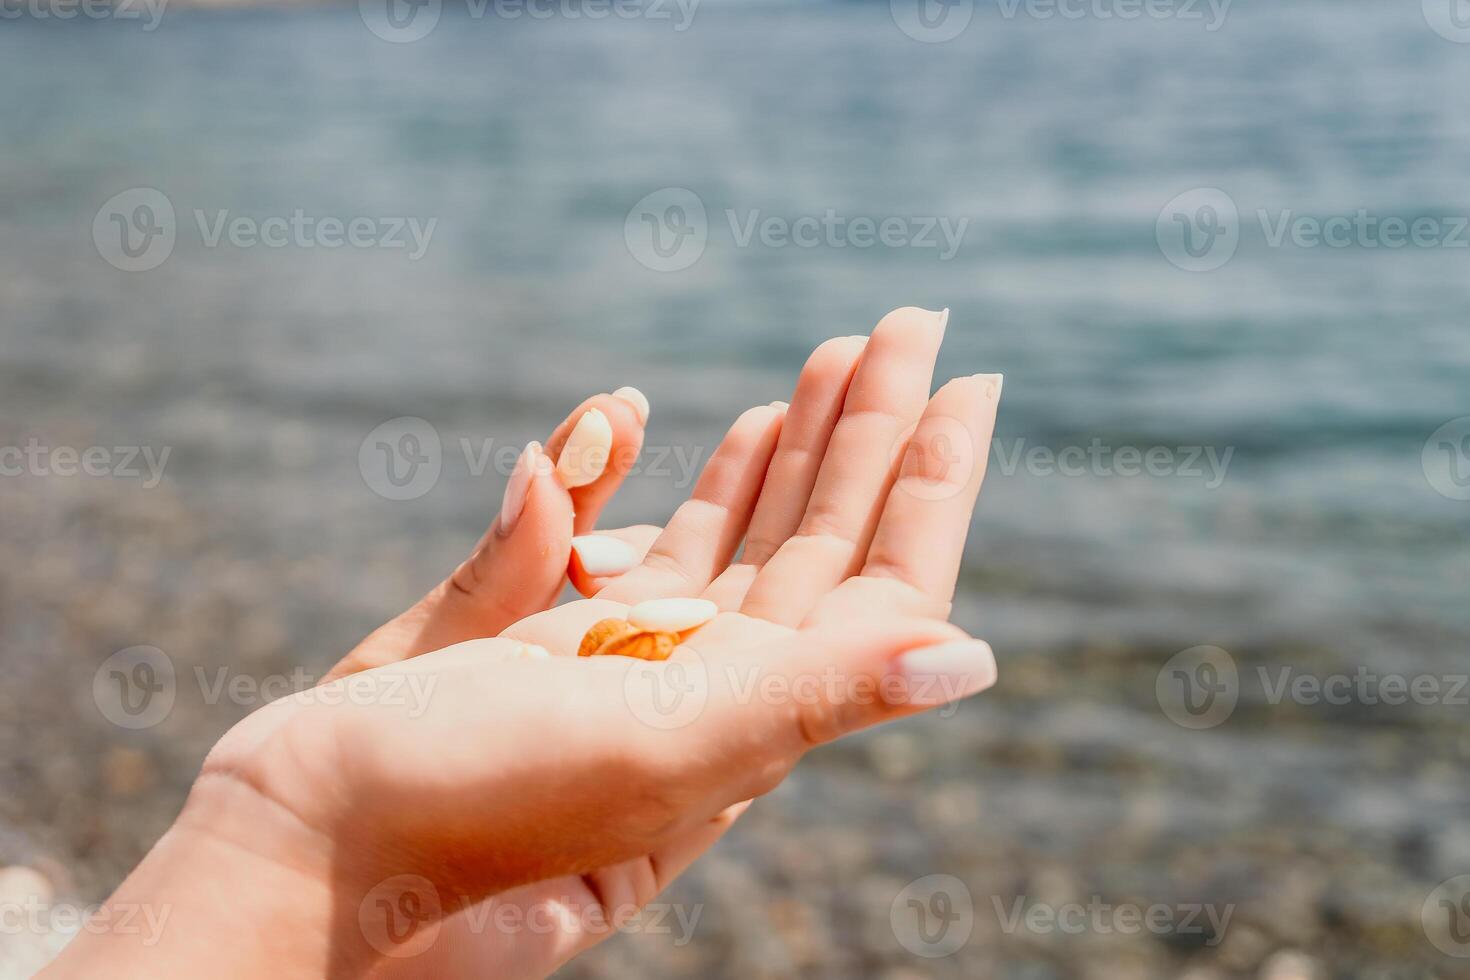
[625,618,998,808]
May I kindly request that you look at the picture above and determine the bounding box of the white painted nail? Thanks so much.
[769,400,790,411]
[571,535,639,577]
[628,597,718,633]
[555,408,612,488]
[937,307,950,334]
[890,640,997,706]
[611,386,650,425]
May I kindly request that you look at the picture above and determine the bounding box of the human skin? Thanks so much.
[43,308,1003,980]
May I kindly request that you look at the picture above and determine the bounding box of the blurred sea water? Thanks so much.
[3,2,1470,976]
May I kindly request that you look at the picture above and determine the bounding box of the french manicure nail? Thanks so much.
[891,640,997,706]
[611,386,650,425]
[937,307,950,335]
[497,442,540,538]
[512,643,552,660]
[571,535,639,577]
[769,400,790,411]
[556,408,612,488]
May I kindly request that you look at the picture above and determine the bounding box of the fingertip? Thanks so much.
[611,386,650,425]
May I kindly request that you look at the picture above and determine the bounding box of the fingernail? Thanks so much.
[972,372,1004,401]
[891,640,997,706]
[769,400,790,411]
[556,408,612,489]
[611,386,650,425]
[497,442,540,538]
[937,307,950,335]
[514,643,552,660]
[571,535,639,577]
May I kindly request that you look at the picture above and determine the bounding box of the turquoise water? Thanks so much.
[3,3,1470,975]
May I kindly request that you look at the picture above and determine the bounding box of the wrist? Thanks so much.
[41,775,374,980]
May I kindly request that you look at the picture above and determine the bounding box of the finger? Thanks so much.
[545,389,648,535]
[740,307,948,625]
[811,372,1003,624]
[701,335,866,611]
[597,404,785,604]
[324,447,569,680]
[325,393,647,682]
[739,336,867,566]
[568,524,662,597]
[649,618,995,810]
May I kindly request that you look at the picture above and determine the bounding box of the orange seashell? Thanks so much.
[596,629,678,662]
[578,618,638,658]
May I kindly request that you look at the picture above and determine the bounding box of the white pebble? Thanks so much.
[627,597,718,633]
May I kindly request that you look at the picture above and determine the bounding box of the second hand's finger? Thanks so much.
[545,388,649,535]
[739,307,948,626]
[701,335,866,611]
[809,373,1003,625]
[596,403,785,604]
